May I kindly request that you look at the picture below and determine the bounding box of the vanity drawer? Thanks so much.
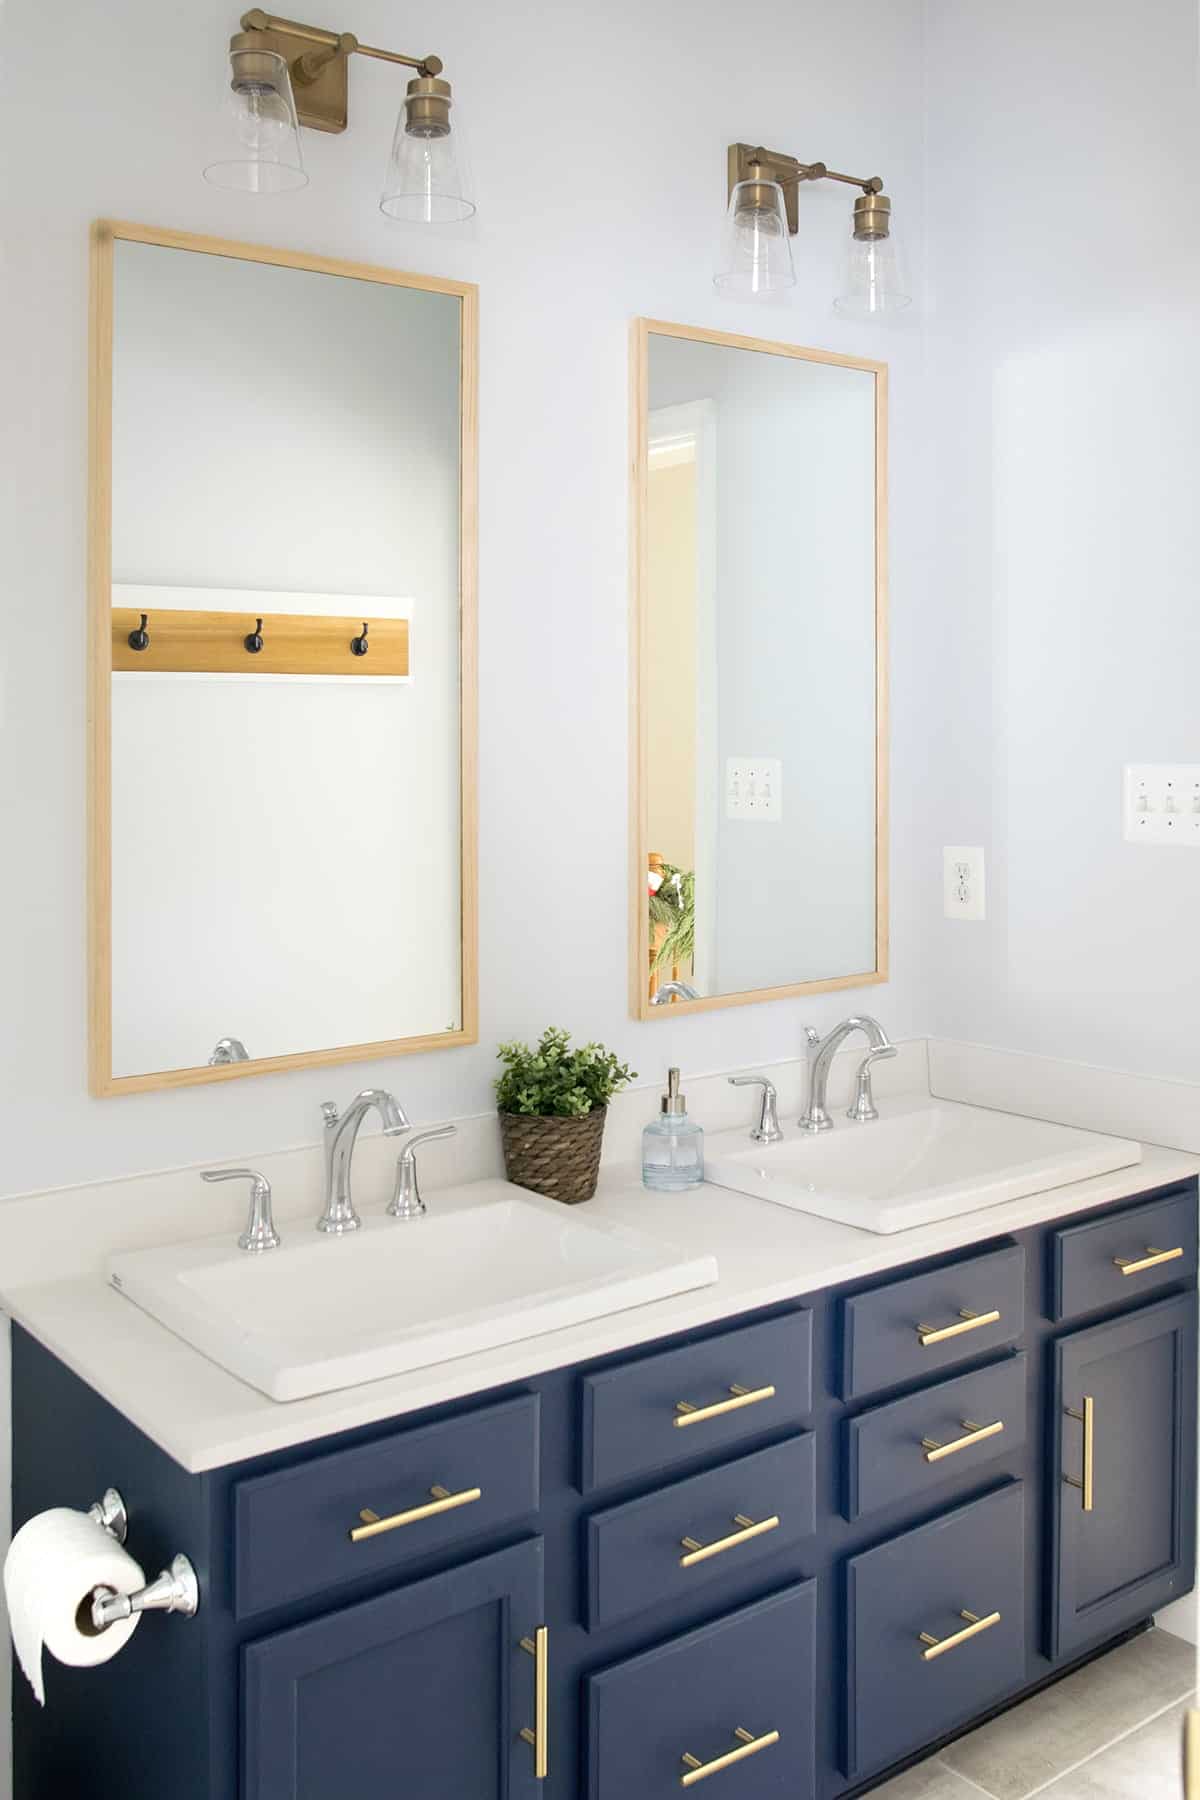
[586,1580,816,1800]
[585,1433,815,1631]
[233,1394,539,1619]
[1050,1186,1198,1322]
[580,1310,812,1492]
[840,1244,1025,1401]
[845,1482,1025,1780]
[844,1353,1027,1520]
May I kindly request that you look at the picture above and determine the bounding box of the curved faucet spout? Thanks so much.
[799,1016,892,1134]
[318,1088,411,1234]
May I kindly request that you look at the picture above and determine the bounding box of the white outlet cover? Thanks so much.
[1123,765,1200,845]
[726,757,782,822]
[943,846,986,921]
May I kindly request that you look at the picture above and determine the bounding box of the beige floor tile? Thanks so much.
[940,1630,1195,1800]
[870,1757,989,1798]
[1033,1695,1193,1797]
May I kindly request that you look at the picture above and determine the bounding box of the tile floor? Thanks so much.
[873,1629,1196,1800]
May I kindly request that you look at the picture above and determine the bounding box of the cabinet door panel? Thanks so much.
[846,1483,1025,1780]
[243,1538,544,1800]
[586,1581,816,1800]
[1050,1292,1197,1659]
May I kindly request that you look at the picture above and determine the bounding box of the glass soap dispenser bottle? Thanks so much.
[642,1067,704,1191]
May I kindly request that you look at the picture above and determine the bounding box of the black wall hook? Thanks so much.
[350,621,370,657]
[128,613,151,653]
[244,618,264,654]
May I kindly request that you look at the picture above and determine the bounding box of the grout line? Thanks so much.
[1013,1686,1198,1799]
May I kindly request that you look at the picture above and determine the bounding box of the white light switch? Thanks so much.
[1124,765,1200,845]
[726,757,782,821]
[943,846,986,920]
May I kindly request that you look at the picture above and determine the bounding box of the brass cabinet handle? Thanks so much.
[519,1625,549,1780]
[1113,1245,1184,1276]
[680,1726,781,1787]
[1064,1395,1095,1512]
[921,1418,1005,1464]
[916,1308,1001,1347]
[679,1512,780,1568]
[918,1608,1001,1661]
[349,1482,482,1542]
[674,1383,777,1429]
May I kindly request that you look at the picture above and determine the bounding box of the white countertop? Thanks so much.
[4,1145,1197,1474]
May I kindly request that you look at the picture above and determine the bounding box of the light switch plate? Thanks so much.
[943,846,986,920]
[726,757,782,821]
[1123,765,1200,845]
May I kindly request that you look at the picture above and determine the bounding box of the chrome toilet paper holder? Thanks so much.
[85,1487,199,1632]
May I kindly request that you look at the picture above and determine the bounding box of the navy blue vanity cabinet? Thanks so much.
[1049,1290,1197,1660]
[10,1175,1198,1800]
[243,1538,545,1799]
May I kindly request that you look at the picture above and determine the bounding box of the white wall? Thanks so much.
[0,0,934,1205]
[923,0,1200,1081]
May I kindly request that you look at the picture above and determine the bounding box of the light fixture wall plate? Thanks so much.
[233,17,350,133]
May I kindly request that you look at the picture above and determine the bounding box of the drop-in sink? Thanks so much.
[705,1097,1142,1235]
[108,1182,718,1401]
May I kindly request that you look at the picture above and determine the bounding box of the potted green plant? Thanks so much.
[495,1027,636,1204]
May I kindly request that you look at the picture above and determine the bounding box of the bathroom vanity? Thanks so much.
[8,1162,1197,1799]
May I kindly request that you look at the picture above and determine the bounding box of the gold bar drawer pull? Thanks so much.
[680,1726,781,1787]
[349,1483,482,1542]
[1064,1394,1095,1512]
[519,1625,549,1780]
[1113,1245,1184,1276]
[918,1608,1001,1662]
[679,1512,780,1568]
[921,1418,1004,1463]
[916,1307,1001,1347]
[674,1382,776,1429]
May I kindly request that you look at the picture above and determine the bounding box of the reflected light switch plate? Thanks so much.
[726,757,782,821]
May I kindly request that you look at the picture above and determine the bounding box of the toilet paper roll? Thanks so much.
[3,1508,146,1705]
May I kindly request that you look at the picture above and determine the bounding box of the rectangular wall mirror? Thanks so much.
[630,319,887,1019]
[88,222,477,1094]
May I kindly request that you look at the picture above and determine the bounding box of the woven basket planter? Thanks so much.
[499,1107,608,1205]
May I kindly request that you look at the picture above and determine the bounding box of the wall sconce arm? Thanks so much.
[241,9,442,80]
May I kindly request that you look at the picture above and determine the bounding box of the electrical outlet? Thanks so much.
[726,757,782,821]
[1123,764,1200,845]
[944,846,986,920]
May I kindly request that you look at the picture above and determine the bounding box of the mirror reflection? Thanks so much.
[94,229,475,1089]
[638,324,886,1014]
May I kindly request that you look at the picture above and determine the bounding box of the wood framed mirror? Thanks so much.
[630,318,888,1020]
[88,221,477,1094]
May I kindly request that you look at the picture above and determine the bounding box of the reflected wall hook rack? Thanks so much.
[110,605,408,678]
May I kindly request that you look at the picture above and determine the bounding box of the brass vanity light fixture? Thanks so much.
[205,9,474,221]
[715,142,911,315]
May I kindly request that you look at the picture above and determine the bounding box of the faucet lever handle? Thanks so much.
[201,1168,280,1253]
[728,1076,783,1144]
[802,1026,822,1050]
[847,1043,898,1124]
[389,1125,457,1221]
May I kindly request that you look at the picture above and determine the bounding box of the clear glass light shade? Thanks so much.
[834,229,912,319]
[380,89,475,223]
[204,49,307,193]
[713,180,796,296]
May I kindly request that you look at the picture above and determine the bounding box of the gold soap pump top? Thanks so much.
[662,1067,687,1117]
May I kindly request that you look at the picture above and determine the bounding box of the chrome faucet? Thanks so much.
[799,1016,893,1133]
[318,1089,411,1234]
[650,979,701,1005]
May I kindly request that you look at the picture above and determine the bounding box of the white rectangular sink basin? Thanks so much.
[108,1183,718,1402]
[705,1097,1142,1235]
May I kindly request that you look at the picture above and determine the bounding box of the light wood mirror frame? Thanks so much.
[88,220,478,1095]
[629,318,888,1021]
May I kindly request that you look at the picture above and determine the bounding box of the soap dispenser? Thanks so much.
[642,1067,704,1191]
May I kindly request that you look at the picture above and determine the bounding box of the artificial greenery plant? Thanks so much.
[494,1027,636,1118]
